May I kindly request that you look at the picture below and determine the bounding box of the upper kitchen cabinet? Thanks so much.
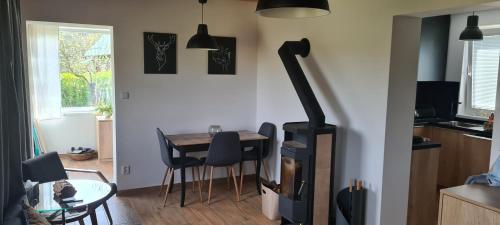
[418,15,451,81]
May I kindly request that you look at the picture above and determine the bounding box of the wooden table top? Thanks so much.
[166,130,268,146]
[441,184,500,213]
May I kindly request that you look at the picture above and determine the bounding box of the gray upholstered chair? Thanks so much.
[239,122,276,193]
[202,132,242,204]
[156,128,204,206]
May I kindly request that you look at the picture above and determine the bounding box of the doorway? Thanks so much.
[26,21,116,182]
[385,6,500,225]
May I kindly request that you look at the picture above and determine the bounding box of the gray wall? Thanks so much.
[21,0,259,190]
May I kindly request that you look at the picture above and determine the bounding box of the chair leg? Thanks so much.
[208,166,214,205]
[163,168,174,207]
[230,166,240,202]
[191,168,195,193]
[103,202,113,225]
[78,219,85,225]
[158,167,169,196]
[239,162,245,195]
[202,164,207,188]
[226,167,231,190]
[196,166,203,204]
[263,160,271,181]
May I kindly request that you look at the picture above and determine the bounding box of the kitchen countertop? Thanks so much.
[412,141,441,150]
[414,121,492,139]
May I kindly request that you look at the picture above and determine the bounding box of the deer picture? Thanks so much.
[211,46,232,72]
[147,34,175,71]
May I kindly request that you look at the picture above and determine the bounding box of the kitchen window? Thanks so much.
[458,28,500,119]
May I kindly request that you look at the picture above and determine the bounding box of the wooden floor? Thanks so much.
[60,155,114,181]
[58,157,279,225]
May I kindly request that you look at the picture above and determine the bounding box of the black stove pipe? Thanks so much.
[278,38,325,128]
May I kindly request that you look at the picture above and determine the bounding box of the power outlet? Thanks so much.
[121,165,131,175]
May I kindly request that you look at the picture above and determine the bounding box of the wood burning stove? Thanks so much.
[277,39,337,225]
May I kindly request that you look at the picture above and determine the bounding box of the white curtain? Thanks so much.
[27,23,62,120]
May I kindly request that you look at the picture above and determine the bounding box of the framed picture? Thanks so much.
[208,36,236,75]
[144,32,177,74]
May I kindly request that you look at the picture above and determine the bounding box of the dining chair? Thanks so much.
[156,128,203,207]
[22,152,116,225]
[202,132,242,205]
[239,122,276,194]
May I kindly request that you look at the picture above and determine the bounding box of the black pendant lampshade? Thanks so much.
[187,0,218,50]
[459,14,483,41]
[256,0,330,18]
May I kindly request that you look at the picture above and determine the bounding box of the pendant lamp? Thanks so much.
[255,0,330,18]
[187,0,218,50]
[459,13,483,41]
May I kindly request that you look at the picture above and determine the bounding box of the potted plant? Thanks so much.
[95,102,113,118]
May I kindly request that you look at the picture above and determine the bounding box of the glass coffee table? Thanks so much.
[33,179,112,225]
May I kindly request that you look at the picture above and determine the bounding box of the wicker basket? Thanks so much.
[68,151,97,161]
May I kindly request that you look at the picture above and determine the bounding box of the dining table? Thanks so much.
[165,130,268,207]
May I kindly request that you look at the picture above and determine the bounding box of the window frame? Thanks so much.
[458,27,500,120]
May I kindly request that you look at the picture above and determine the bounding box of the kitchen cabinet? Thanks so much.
[413,126,432,138]
[413,126,491,187]
[458,134,491,184]
[407,147,440,225]
[438,185,500,225]
[432,127,462,187]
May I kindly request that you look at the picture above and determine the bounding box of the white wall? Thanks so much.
[255,1,498,225]
[38,113,96,154]
[21,0,259,190]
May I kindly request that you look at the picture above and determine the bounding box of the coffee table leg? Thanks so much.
[103,202,113,224]
[90,210,98,225]
[62,209,66,225]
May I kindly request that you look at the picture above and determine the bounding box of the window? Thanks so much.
[27,22,113,119]
[59,26,112,112]
[459,30,500,119]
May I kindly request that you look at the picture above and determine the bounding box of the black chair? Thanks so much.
[202,132,242,204]
[239,122,276,193]
[156,128,203,206]
[22,152,116,225]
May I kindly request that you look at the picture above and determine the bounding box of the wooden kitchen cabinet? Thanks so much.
[438,185,500,225]
[432,127,462,187]
[414,126,491,188]
[413,126,432,138]
[407,147,440,225]
[458,134,491,185]
[96,117,113,161]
